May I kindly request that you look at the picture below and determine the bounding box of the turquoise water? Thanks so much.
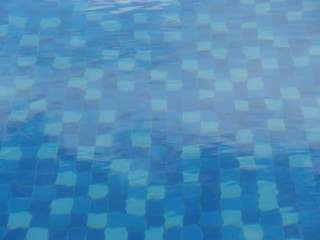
[0,0,320,239]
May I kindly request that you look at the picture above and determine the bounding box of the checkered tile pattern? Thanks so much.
[0,0,320,239]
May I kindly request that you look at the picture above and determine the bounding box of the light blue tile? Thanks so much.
[85,89,101,100]
[267,119,285,131]
[289,154,312,168]
[221,210,242,226]
[110,158,131,172]
[51,198,74,215]
[182,59,197,71]
[165,211,183,227]
[26,228,48,240]
[243,224,263,240]
[306,128,320,141]
[96,134,113,147]
[236,129,253,143]
[151,99,167,111]
[302,107,320,119]
[118,58,135,71]
[147,185,165,200]
[280,207,298,225]
[88,184,109,199]
[68,77,86,89]
[200,121,218,133]
[131,133,151,147]
[117,80,135,91]
[182,145,201,159]
[63,111,82,123]
[247,78,264,90]
[37,144,58,159]
[8,212,32,229]
[13,76,35,90]
[0,147,22,160]
[126,198,145,216]
[182,111,201,123]
[128,170,148,186]
[164,31,181,41]
[281,87,300,99]
[105,227,128,240]
[55,172,77,186]
[0,86,17,100]
[220,181,241,199]
[100,20,121,31]
[99,110,116,123]
[40,18,61,28]
[211,48,228,59]
[77,146,95,161]
[87,213,107,228]
[197,70,214,80]
[166,80,182,91]
[85,68,104,81]
[145,227,164,240]
[258,181,278,211]
[264,98,283,110]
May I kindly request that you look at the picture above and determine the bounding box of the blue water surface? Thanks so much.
[0,0,320,239]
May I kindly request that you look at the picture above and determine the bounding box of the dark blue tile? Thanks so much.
[4,229,27,240]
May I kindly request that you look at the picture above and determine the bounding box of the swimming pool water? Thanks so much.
[1,0,320,239]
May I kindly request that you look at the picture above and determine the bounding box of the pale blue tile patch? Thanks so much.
[147,185,165,200]
[105,227,128,240]
[55,171,77,186]
[63,111,82,123]
[87,213,107,228]
[182,145,201,159]
[126,198,146,216]
[0,147,22,160]
[289,154,313,168]
[182,111,201,123]
[51,198,74,215]
[220,181,242,199]
[96,134,113,147]
[77,146,95,161]
[0,86,17,100]
[26,228,48,240]
[131,133,151,147]
[8,212,32,229]
[236,129,253,143]
[128,170,148,186]
[243,224,263,240]
[258,181,278,211]
[88,184,109,199]
[99,110,116,123]
[281,87,300,99]
[151,99,167,111]
[221,210,242,226]
[145,227,164,240]
[165,211,183,227]
[280,207,299,225]
[13,76,35,90]
[265,98,283,110]
[200,121,218,133]
[110,158,131,172]
[85,68,104,81]
[117,80,135,91]
[267,119,286,131]
[37,144,58,159]
[235,100,249,111]
[29,99,47,111]
[302,107,320,119]
[306,128,320,141]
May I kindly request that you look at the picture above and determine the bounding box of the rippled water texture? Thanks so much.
[0,0,320,239]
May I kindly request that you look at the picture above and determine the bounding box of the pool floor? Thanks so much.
[0,0,320,239]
